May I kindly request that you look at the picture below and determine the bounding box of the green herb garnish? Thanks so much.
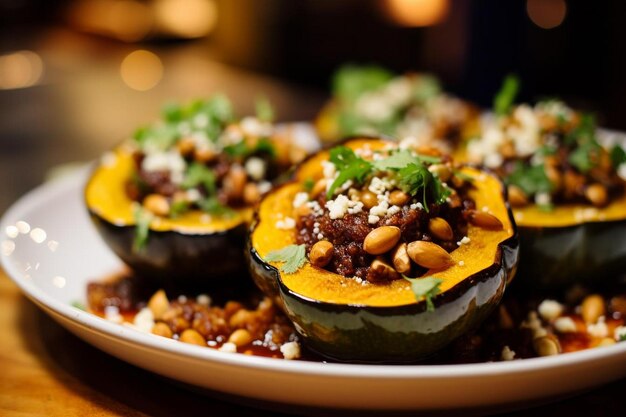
[505,161,554,197]
[132,205,153,252]
[371,149,440,171]
[332,65,394,103]
[397,163,450,211]
[265,244,307,274]
[199,196,235,217]
[182,162,217,195]
[327,146,373,198]
[568,140,601,173]
[255,96,275,122]
[403,276,443,312]
[610,144,626,168]
[303,177,315,192]
[494,74,520,116]
[169,199,190,218]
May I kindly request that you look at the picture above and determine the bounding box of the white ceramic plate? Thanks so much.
[2,167,626,414]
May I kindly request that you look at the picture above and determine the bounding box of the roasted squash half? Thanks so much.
[514,199,626,288]
[85,147,251,283]
[246,138,519,362]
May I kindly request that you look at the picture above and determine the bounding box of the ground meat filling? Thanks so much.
[296,187,474,282]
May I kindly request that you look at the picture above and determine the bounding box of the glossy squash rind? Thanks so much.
[246,138,519,362]
[515,197,626,288]
[85,146,250,283]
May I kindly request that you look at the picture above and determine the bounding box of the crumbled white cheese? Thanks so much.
[535,192,552,206]
[322,160,336,179]
[554,317,577,333]
[193,113,209,129]
[186,188,202,202]
[257,181,272,195]
[245,157,266,181]
[293,192,309,208]
[133,307,155,333]
[618,163,626,181]
[368,215,380,224]
[141,150,187,184]
[458,260,465,267]
[104,306,123,324]
[587,316,608,338]
[347,201,364,214]
[369,177,392,194]
[614,325,626,341]
[537,299,564,321]
[369,200,389,218]
[280,341,301,360]
[326,194,351,219]
[501,345,516,361]
[219,342,237,353]
[457,236,471,246]
[196,294,211,306]
[276,217,296,230]
[409,202,424,210]
[387,205,401,215]
[240,116,272,137]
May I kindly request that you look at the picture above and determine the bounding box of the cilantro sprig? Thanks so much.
[403,276,443,312]
[132,205,153,253]
[505,161,554,198]
[326,146,373,198]
[494,74,520,116]
[265,244,307,274]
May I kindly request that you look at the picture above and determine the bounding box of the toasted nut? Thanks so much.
[151,322,173,338]
[545,166,562,191]
[581,294,605,324]
[447,193,462,208]
[597,337,616,347]
[310,241,334,267]
[194,148,217,163]
[391,243,411,274]
[229,309,255,328]
[389,190,410,206]
[369,258,400,281]
[406,241,454,270]
[176,137,195,156]
[223,166,247,200]
[428,217,453,241]
[508,185,529,207]
[147,289,169,320]
[289,146,307,164]
[563,170,584,198]
[310,179,327,198]
[499,141,516,159]
[179,329,206,346]
[228,329,254,347]
[585,183,608,207]
[363,226,402,255]
[143,194,170,217]
[243,183,261,205]
[428,164,452,182]
[466,210,503,230]
[533,335,561,357]
[360,190,378,209]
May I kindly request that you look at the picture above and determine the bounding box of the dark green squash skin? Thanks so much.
[246,222,519,363]
[88,211,247,284]
[517,221,626,289]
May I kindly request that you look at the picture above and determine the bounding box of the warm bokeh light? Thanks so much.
[120,50,163,91]
[154,0,218,38]
[0,50,43,90]
[527,0,567,29]
[384,0,450,27]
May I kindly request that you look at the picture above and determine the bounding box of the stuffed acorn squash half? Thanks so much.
[466,95,626,288]
[86,96,308,283]
[247,138,519,362]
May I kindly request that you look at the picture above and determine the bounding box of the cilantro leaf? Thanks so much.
[303,177,315,192]
[396,163,450,211]
[327,146,372,198]
[372,150,442,171]
[198,196,235,217]
[568,141,601,173]
[265,244,307,274]
[403,276,443,312]
[565,113,596,145]
[332,65,394,103]
[493,74,520,116]
[182,162,216,195]
[255,96,275,122]
[169,199,190,218]
[132,205,153,253]
[610,144,626,168]
[505,162,554,197]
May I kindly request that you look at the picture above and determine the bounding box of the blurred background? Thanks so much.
[1,0,625,213]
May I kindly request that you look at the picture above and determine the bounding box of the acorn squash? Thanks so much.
[514,198,626,288]
[85,146,251,283]
[246,138,519,362]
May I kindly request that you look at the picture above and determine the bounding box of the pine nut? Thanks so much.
[148,289,169,320]
[389,190,410,206]
[228,329,254,347]
[369,258,400,281]
[428,217,453,241]
[224,166,247,200]
[243,183,261,205]
[466,210,503,230]
[360,191,378,209]
[581,294,605,324]
[406,240,454,270]
[179,329,206,346]
[229,309,255,328]
[310,241,334,267]
[194,148,217,163]
[176,137,195,156]
[151,322,173,338]
[363,226,401,255]
[533,335,561,357]
[143,194,170,217]
[508,185,528,207]
[545,166,562,190]
[585,183,608,207]
[391,243,411,275]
